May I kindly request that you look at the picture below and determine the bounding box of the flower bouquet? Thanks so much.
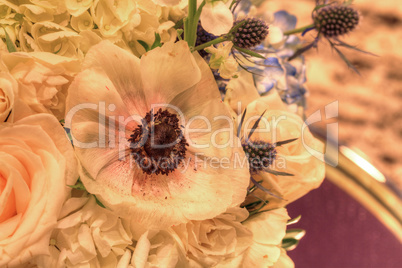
[0,0,367,267]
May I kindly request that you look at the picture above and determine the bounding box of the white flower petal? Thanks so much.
[200,1,233,35]
[140,41,201,105]
[80,40,148,116]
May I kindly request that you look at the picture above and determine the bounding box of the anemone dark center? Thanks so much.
[242,140,277,173]
[129,109,188,176]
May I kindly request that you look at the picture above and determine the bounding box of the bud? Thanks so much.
[232,18,269,49]
[314,5,359,38]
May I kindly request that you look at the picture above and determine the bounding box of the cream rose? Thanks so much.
[131,229,188,268]
[172,207,253,267]
[0,114,77,267]
[0,72,16,122]
[1,51,80,120]
[240,208,290,267]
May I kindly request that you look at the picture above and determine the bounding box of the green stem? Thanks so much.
[189,0,205,47]
[193,36,228,51]
[184,17,189,42]
[186,0,197,44]
[283,23,315,35]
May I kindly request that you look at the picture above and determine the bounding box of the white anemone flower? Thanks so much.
[65,40,250,229]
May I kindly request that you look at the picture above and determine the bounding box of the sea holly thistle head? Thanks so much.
[287,0,376,74]
[313,4,359,38]
[232,18,269,49]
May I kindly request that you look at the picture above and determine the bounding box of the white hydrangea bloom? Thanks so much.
[70,11,94,32]
[172,207,253,267]
[65,0,94,17]
[31,22,82,58]
[90,0,137,37]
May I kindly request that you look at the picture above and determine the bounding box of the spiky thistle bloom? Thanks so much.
[313,5,359,38]
[235,88,325,210]
[288,1,374,74]
[232,18,269,49]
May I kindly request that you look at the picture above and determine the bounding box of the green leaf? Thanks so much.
[174,18,184,29]
[234,45,266,59]
[243,200,263,209]
[285,228,306,240]
[282,228,306,250]
[287,215,302,225]
[2,27,17,52]
[177,29,184,40]
[68,178,106,208]
[247,179,263,194]
[282,238,300,251]
[137,40,149,52]
[67,178,86,191]
[53,45,62,54]
[150,33,162,50]
[94,195,106,208]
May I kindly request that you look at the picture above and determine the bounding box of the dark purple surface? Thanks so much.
[286,179,402,268]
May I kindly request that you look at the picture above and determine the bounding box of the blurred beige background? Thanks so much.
[262,0,402,189]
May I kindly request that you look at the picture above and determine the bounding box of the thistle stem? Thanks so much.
[193,36,228,51]
[283,24,315,35]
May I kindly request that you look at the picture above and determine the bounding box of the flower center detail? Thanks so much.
[242,140,277,173]
[129,109,188,176]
